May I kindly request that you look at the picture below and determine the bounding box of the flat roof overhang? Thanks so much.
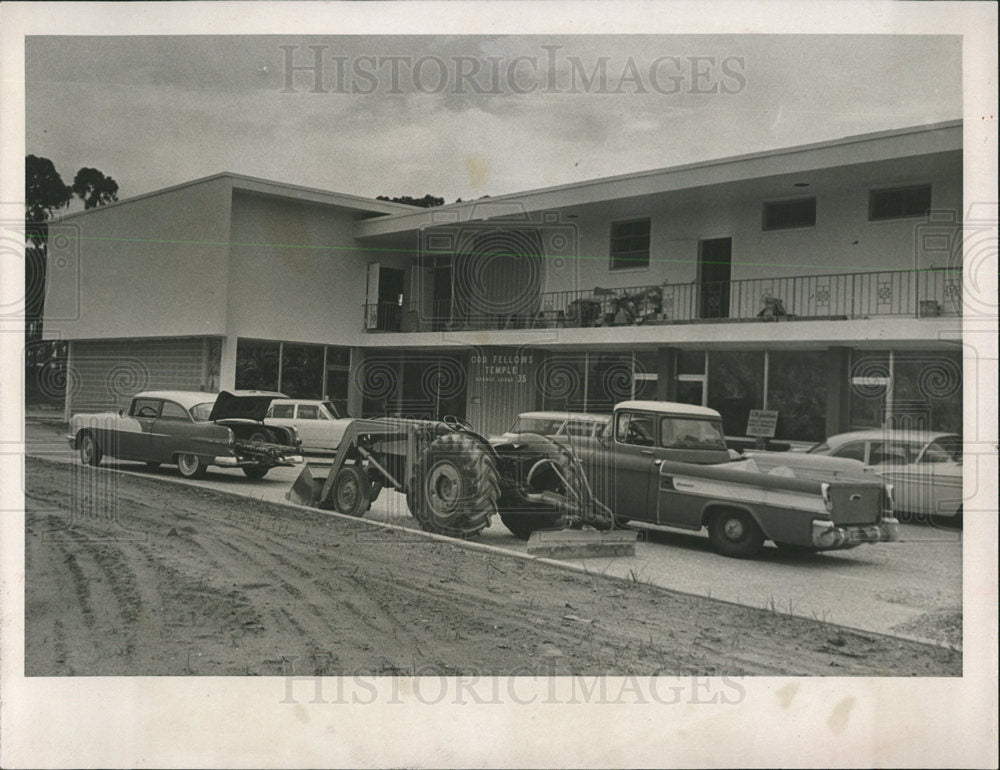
[351,317,964,351]
[354,121,962,242]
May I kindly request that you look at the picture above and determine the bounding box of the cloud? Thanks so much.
[26,34,962,204]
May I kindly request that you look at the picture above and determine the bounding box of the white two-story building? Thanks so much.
[43,120,964,442]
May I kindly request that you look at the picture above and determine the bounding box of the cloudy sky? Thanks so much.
[26,34,961,209]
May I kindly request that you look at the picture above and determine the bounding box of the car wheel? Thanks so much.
[79,433,102,467]
[176,453,207,479]
[249,430,270,444]
[707,509,765,559]
[331,464,370,516]
[242,465,269,480]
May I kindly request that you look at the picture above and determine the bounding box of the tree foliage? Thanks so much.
[72,167,119,209]
[24,155,119,406]
[376,193,444,208]
[25,154,72,230]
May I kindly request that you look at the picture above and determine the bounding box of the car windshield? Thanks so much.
[870,442,923,465]
[923,436,963,463]
[509,416,564,435]
[563,418,607,437]
[322,401,341,419]
[660,417,727,450]
[190,402,214,422]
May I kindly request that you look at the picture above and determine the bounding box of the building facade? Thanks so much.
[44,121,964,441]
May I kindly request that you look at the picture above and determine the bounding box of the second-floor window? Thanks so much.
[869,185,932,220]
[610,219,651,270]
[762,197,816,230]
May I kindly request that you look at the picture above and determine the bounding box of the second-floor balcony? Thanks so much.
[363,267,962,333]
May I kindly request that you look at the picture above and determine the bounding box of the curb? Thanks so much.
[23,453,963,654]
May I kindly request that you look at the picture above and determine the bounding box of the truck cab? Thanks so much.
[589,401,731,521]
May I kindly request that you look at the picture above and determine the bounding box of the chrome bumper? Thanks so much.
[214,455,304,467]
[811,517,900,549]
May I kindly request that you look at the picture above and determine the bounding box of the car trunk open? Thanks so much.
[208,390,284,423]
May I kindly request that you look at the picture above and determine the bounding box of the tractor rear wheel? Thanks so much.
[407,432,499,539]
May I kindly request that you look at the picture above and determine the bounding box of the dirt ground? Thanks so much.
[23,457,960,677]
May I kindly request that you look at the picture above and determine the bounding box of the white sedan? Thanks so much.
[808,430,963,523]
[264,399,350,453]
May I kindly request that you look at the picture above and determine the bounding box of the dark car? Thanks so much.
[68,389,302,479]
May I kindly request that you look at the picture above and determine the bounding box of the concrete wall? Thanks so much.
[542,151,963,297]
[67,336,218,415]
[466,347,540,436]
[226,191,412,345]
[44,178,233,340]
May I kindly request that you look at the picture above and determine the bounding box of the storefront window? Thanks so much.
[360,354,400,417]
[362,352,467,420]
[892,352,962,434]
[587,353,634,413]
[280,344,324,399]
[325,346,351,416]
[708,351,764,437]
[235,340,279,391]
[768,351,827,441]
[539,353,587,412]
[678,350,706,374]
[848,350,892,430]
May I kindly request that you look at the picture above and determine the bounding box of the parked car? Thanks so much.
[808,430,963,523]
[494,401,899,557]
[264,398,350,452]
[68,390,302,479]
[494,411,611,443]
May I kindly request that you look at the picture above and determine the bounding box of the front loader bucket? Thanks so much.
[286,463,331,507]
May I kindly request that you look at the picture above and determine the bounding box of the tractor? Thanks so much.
[285,415,612,539]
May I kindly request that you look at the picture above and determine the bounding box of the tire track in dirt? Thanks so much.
[24,457,962,676]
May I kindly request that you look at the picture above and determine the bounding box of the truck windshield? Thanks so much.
[660,417,727,450]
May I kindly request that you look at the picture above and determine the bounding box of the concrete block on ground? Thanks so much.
[526,529,637,559]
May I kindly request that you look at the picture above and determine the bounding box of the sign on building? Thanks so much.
[746,409,779,438]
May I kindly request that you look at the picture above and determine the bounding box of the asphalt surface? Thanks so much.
[22,421,963,646]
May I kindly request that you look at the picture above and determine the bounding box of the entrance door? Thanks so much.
[675,378,706,407]
[698,238,732,319]
[377,267,404,331]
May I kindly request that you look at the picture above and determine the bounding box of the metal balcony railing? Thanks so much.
[362,267,962,332]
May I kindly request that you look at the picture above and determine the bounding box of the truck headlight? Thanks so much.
[820,482,834,512]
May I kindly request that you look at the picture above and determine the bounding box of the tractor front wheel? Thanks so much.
[331,464,371,517]
[407,433,499,539]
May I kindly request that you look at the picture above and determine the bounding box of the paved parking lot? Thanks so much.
[23,421,963,646]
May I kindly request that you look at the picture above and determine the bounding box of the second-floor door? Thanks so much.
[699,237,732,319]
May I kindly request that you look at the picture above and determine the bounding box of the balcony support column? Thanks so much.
[656,346,679,402]
[347,347,366,418]
[825,346,851,436]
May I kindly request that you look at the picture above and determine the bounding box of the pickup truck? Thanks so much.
[492,401,899,558]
